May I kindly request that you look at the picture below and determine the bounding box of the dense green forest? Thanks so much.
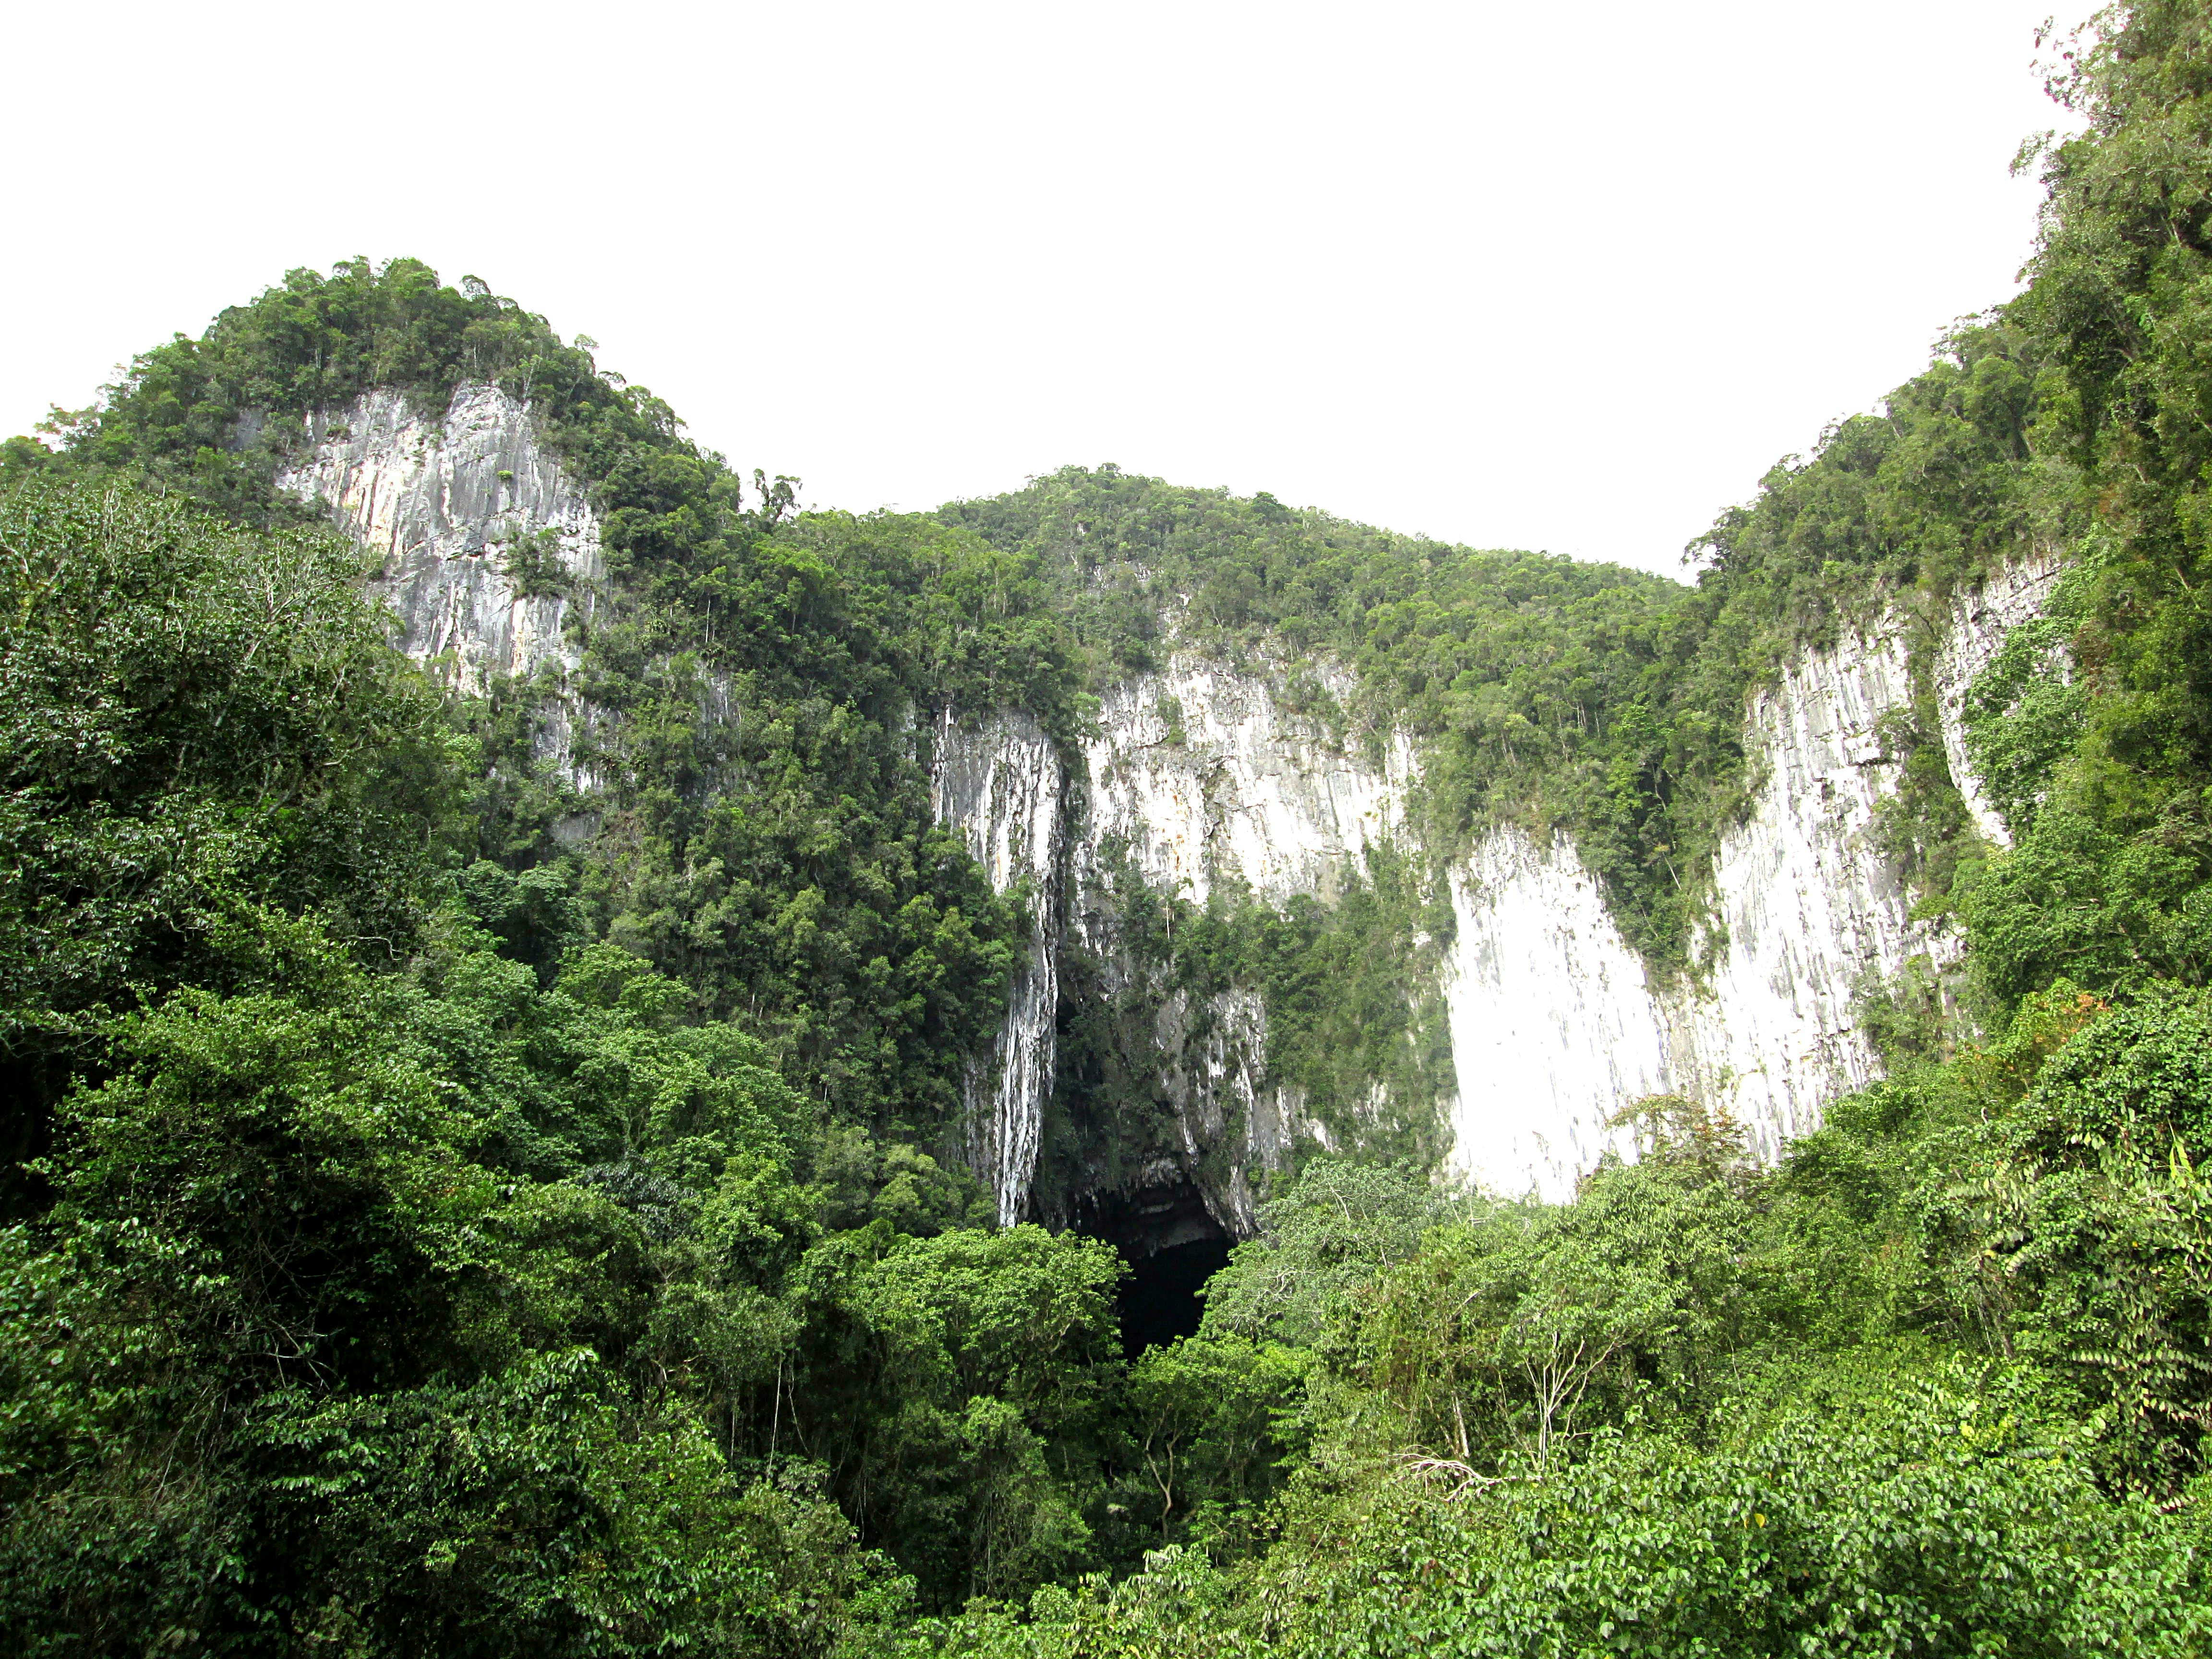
[12,0,2212,1651]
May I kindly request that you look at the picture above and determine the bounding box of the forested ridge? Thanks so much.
[12,1,2212,1652]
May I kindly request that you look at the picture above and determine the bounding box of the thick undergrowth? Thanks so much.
[10,2,2212,1652]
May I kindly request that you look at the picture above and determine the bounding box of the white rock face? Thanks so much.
[1443,565,2062,1199]
[1082,659,1416,906]
[929,709,1064,1225]
[1443,832,1664,1201]
[277,386,2064,1214]
[1932,549,2068,844]
[1669,629,1952,1160]
[935,658,1407,1222]
[278,385,603,701]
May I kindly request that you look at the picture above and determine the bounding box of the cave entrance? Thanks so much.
[1079,1180,1234,1358]
[1117,1236,1232,1357]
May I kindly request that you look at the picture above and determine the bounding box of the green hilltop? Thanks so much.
[8,1,2212,1650]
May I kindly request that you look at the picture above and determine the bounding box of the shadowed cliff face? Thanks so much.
[283,384,2061,1248]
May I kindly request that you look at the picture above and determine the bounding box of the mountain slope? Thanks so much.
[10,4,2212,1645]
[51,296,2064,1226]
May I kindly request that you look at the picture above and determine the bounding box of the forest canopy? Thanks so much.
[12,1,2212,1653]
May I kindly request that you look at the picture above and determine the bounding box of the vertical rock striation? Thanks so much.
[276,379,2068,1225]
[278,385,604,776]
[929,709,1066,1225]
[1932,549,2069,845]
[1443,559,2061,1198]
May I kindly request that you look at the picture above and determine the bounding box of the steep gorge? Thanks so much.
[279,380,2066,1237]
[20,14,2212,1632]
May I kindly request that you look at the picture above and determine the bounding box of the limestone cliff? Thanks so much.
[1442,618,1951,1200]
[1439,563,2066,1199]
[281,383,2062,1236]
[277,384,604,779]
[928,708,1065,1226]
[937,567,2062,1219]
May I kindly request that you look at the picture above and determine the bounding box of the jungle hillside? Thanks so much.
[10,2,2212,1653]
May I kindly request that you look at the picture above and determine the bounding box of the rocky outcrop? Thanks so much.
[929,709,1065,1226]
[1080,660,1416,906]
[278,385,603,775]
[280,379,2065,1228]
[1932,549,2068,845]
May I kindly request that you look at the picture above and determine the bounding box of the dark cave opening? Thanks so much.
[1115,1235,1232,1358]
[1075,1179,1234,1358]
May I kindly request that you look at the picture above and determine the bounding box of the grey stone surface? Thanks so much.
[278,384,605,777]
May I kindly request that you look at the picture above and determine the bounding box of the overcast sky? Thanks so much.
[8,0,2086,578]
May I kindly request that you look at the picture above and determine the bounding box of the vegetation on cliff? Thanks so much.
[10,0,2212,1651]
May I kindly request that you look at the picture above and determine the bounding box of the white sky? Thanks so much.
[7,0,2086,578]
